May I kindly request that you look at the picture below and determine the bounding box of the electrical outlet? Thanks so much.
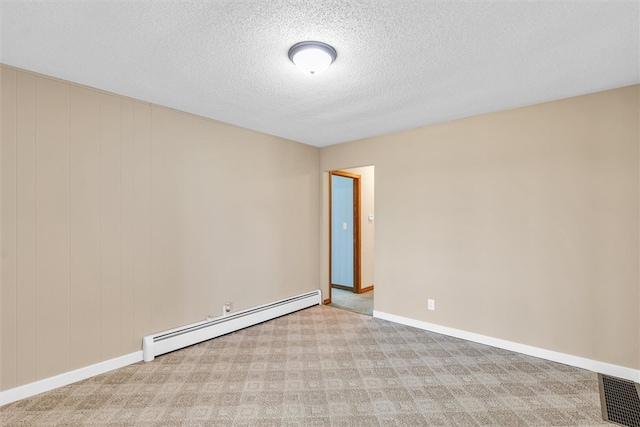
[223,302,232,315]
[428,299,435,311]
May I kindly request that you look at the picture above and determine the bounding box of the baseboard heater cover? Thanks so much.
[142,289,321,362]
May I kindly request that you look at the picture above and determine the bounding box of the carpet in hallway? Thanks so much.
[329,287,373,316]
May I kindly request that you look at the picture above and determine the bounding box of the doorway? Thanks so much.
[328,167,374,316]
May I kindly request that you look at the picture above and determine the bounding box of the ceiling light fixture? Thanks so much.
[288,41,337,75]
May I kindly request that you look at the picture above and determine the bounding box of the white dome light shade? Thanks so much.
[288,41,337,75]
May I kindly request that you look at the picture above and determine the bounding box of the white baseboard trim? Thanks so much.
[373,310,640,383]
[0,351,143,406]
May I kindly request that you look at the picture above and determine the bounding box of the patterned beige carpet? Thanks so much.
[1,305,608,426]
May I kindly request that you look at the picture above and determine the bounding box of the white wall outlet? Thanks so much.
[223,302,232,315]
[428,299,435,311]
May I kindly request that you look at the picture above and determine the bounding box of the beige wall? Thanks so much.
[321,85,640,370]
[345,166,375,290]
[0,65,320,391]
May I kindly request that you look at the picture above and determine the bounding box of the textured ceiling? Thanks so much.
[2,1,638,147]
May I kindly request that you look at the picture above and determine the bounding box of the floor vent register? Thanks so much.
[599,374,640,427]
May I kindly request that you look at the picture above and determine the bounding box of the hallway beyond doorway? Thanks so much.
[328,287,373,316]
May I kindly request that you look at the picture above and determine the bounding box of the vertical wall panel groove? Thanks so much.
[100,93,122,360]
[69,86,101,369]
[35,76,70,380]
[16,71,37,386]
[161,110,185,329]
[68,85,71,372]
[99,94,102,357]
[150,106,164,333]
[120,99,135,353]
[1,67,17,390]
[133,101,152,342]
[33,72,37,384]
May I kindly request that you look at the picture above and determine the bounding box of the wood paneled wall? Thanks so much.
[1,66,320,391]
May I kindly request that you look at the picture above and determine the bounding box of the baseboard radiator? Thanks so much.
[142,289,322,362]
